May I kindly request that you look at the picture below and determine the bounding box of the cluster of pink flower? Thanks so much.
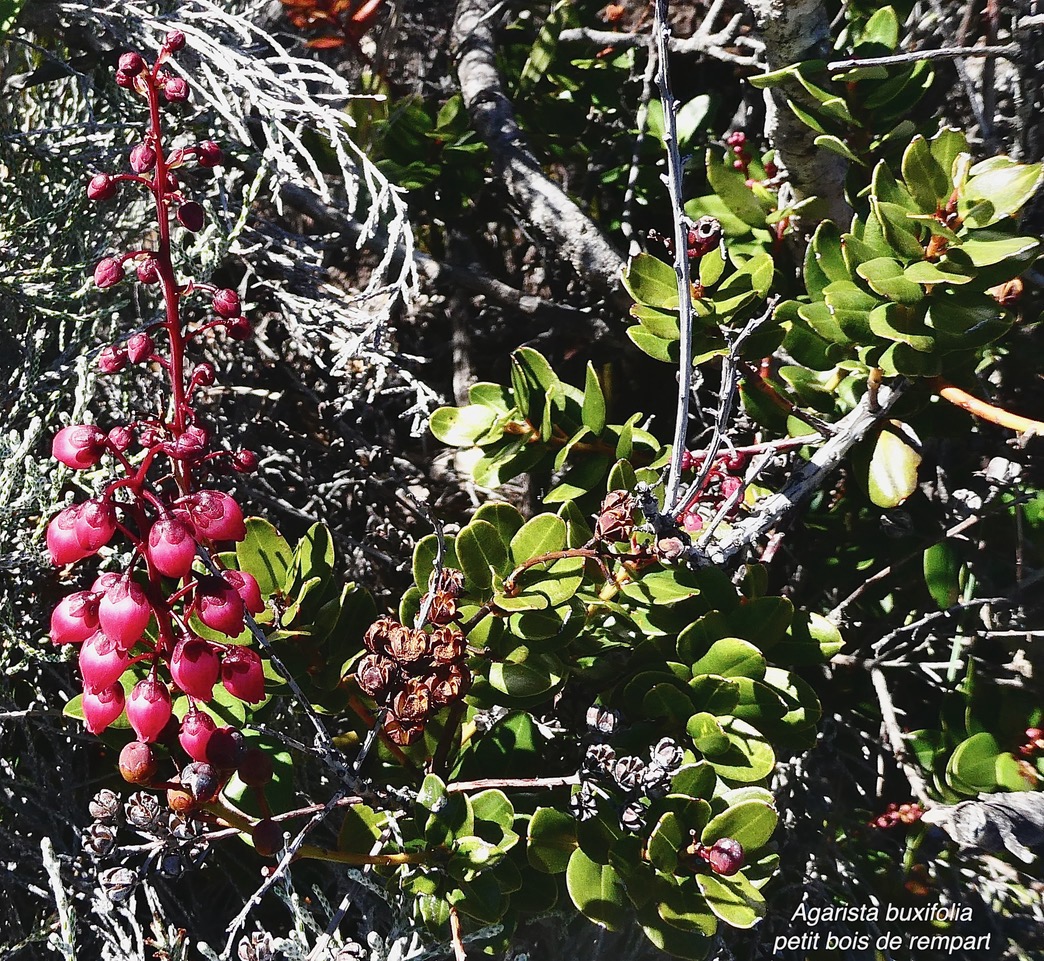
[676,449,749,535]
[47,32,266,795]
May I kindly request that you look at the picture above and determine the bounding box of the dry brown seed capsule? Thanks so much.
[384,714,423,746]
[355,653,396,697]
[422,591,456,626]
[392,678,431,722]
[99,866,138,903]
[362,616,395,653]
[439,568,465,598]
[388,624,429,664]
[428,663,471,706]
[595,490,635,542]
[430,625,466,664]
[89,788,122,823]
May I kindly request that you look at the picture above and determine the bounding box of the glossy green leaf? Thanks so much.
[687,712,730,757]
[696,872,765,929]
[946,732,1002,793]
[706,148,768,228]
[627,326,678,364]
[623,253,680,309]
[566,849,629,931]
[528,807,577,874]
[582,362,607,434]
[690,637,766,681]
[237,518,293,597]
[472,502,525,544]
[903,260,972,285]
[774,611,844,665]
[638,901,715,959]
[701,800,777,850]
[337,803,389,854]
[429,404,499,447]
[958,234,1040,267]
[924,541,961,610]
[510,514,566,564]
[901,135,950,211]
[707,719,775,783]
[860,5,899,48]
[487,657,563,700]
[698,246,726,287]
[867,303,935,351]
[857,257,923,305]
[868,423,922,508]
[657,876,718,935]
[457,520,511,591]
[687,675,741,716]
[468,381,513,413]
[964,158,1044,227]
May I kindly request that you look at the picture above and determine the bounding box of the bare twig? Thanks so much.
[446,775,580,793]
[451,0,627,304]
[870,667,931,805]
[826,43,1019,72]
[698,381,904,564]
[654,0,699,515]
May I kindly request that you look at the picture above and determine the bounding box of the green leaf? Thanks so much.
[901,135,950,211]
[621,568,702,606]
[628,326,680,364]
[337,803,389,854]
[638,901,715,959]
[707,719,775,783]
[510,514,566,564]
[527,807,577,874]
[867,303,935,352]
[487,657,564,700]
[468,381,513,413]
[690,638,766,681]
[457,520,511,591]
[429,405,499,447]
[902,260,973,285]
[1,0,27,31]
[701,800,777,850]
[924,541,961,610]
[958,234,1041,267]
[687,675,741,716]
[946,732,1002,793]
[236,518,293,597]
[706,148,768,229]
[860,5,899,49]
[657,877,718,936]
[631,304,681,340]
[518,0,572,91]
[930,126,967,180]
[582,363,607,434]
[622,253,680,309]
[868,423,922,508]
[857,257,924,305]
[813,135,862,164]
[698,246,726,287]
[964,158,1044,227]
[671,762,717,800]
[566,849,629,931]
[696,873,765,929]
[775,611,844,665]
[686,713,731,757]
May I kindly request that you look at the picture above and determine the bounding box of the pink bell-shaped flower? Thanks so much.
[79,631,131,693]
[98,576,152,650]
[170,636,219,700]
[196,576,245,638]
[47,505,90,566]
[73,499,117,553]
[82,683,126,734]
[50,592,100,645]
[126,678,172,742]
[52,425,107,470]
[223,570,264,614]
[185,490,246,542]
[221,646,265,703]
[178,710,216,762]
[146,516,196,578]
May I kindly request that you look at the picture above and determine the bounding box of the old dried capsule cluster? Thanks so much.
[594,490,636,543]
[48,34,269,806]
[354,574,471,746]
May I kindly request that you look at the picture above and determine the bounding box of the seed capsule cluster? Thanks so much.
[354,570,470,745]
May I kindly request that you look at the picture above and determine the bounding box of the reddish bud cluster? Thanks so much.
[1016,726,1044,758]
[354,601,471,745]
[868,801,924,829]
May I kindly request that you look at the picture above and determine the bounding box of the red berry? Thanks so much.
[94,257,124,289]
[119,740,157,784]
[172,426,208,461]
[192,363,216,387]
[196,576,246,638]
[206,725,245,768]
[50,592,100,645]
[170,636,220,701]
[98,576,152,650]
[163,77,190,103]
[706,838,745,876]
[129,142,156,173]
[179,710,217,762]
[146,516,197,578]
[226,316,252,340]
[82,683,126,734]
[212,288,240,318]
[127,678,172,742]
[118,52,145,76]
[233,450,259,474]
[79,631,132,693]
[87,173,118,202]
[53,424,106,470]
[732,159,745,170]
[221,647,265,703]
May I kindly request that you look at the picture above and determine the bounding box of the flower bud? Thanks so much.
[118,51,146,76]
[52,424,106,469]
[197,140,223,168]
[94,257,124,290]
[98,576,152,650]
[127,678,172,742]
[178,710,217,762]
[222,569,264,614]
[51,591,100,645]
[92,572,123,594]
[233,449,258,473]
[126,332,154,364]
[212,288,240,318]
[221,647,265,703]
[172,425,208,461]
[98,345,128,374]
[705,838,745,876]
[79,632,132,693]
[82,682,126,734]
[185,489,246,541]
[146,515,197,578]
[108,425,133,451]
[163,76,190,103]
[163,30,186,51]
[226,316,252,340]
[176,200,204,231]
[47,504,90,566]
[206,725,245,768]
[136,258,159,284]
[192,362,215,387]
[87,172,118,202]
[114,70,135,89]
[252,818,283,858]
[74,499,117,553]
[129,142,156,173]
[171,636,219,700]
[196,575,245,637]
